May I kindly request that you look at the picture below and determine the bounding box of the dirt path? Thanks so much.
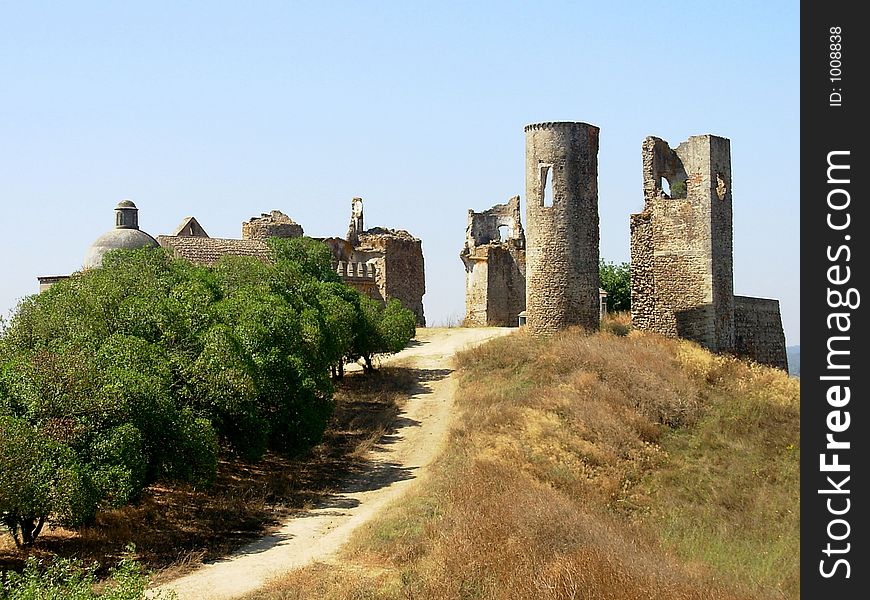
[155,327,511,600]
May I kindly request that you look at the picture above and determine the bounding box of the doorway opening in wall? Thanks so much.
[498,225,509,242]
[541,164,554,207]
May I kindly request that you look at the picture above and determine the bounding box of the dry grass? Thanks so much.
[0,367,417,581]
[600,310,632,336]
[248,328,799,600]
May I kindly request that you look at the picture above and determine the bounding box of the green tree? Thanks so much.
[0,239,417,545]
[599,260,631,312]
[0,544,174,599]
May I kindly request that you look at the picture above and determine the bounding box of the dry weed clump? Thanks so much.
[600,310,632,336]
[252,329,796,600]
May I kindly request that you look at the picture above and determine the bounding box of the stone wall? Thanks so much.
[734,296,788,371]
[525,122,600,334]
[157,235,271,266]
[484,245,526,326]
[630,134,787,371]
[242,210,304,240]
[463,253,490,326]
[630,135,734,352]
[460,196,526,326]
[356,229,426,326]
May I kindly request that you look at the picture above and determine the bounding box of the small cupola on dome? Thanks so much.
[115,199,140,229]
[83,200,160,269]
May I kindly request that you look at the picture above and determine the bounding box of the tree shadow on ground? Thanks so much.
[0,365,452,579]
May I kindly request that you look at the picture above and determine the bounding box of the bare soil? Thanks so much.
[153,327,512,599]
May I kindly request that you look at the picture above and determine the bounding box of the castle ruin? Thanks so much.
[630,135,787,370]
[42,199,426,326]
[460,196,526,326]
[157,201,425,325]
[524,122,601,334]
[342,198,427,326]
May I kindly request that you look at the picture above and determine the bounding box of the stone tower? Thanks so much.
[460,196,526,326]
[630,134,787,370]
[524,121,601,334]
[630,134,735,352]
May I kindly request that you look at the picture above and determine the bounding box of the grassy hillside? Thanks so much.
[246,328,800,600]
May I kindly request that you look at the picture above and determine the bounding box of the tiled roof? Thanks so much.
[157,236,272,266]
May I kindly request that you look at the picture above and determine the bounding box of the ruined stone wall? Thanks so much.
[356,230,426,326]
[484,245,525,326]
[460,197,526,326]
[734,296,788,371]
[334,259,382,302]
[525,122,600,334]
[705,136,736,352]
[346,197,364,245]
[242,210,304,239]
[463,255,490,327]
[629,211,655,330]
[630,135,734,352]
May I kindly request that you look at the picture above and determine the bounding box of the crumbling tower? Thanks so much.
[460,196,526,326]
[630,135,735,352]
[346,197,364,245]
[630,134,787,370]
[524,122,601,334]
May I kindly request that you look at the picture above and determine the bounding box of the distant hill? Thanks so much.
[787,345,800,377]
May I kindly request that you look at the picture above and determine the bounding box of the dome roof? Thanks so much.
[83,200,159,269]
[84,228,160,269]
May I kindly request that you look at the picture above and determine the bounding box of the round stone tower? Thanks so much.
[524,121,601,334]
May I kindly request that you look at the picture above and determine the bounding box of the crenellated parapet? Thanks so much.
[334,260,377,282]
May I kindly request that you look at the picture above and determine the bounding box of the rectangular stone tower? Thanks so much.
[460,196,526,326]
[630,134,735,352]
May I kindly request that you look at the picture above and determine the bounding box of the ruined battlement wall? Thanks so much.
[461,244,525,327]
[357,232,426,326]
[484,245,525,326]
[631,134,734,351]
[242,210,304,240]
[465,196,525,248]
[734,296,788,371]
[525,122,600,334]
[461,197,526,327]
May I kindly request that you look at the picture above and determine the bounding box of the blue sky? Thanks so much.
[0,1,800,343]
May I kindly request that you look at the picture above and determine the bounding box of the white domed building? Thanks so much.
[83,200,159,269]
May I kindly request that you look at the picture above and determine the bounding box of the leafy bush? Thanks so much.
[0,238,416,545]
[0,545,173,599]
[599,260,631,312]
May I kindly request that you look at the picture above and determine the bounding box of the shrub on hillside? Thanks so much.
[0,238,416,545]
[0,546,172,600]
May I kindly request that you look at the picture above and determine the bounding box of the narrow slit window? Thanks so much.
[541,164,554,207]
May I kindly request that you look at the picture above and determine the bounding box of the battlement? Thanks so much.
[334,260,377,281]
[524,121,598,132]
[525,120,601,334]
